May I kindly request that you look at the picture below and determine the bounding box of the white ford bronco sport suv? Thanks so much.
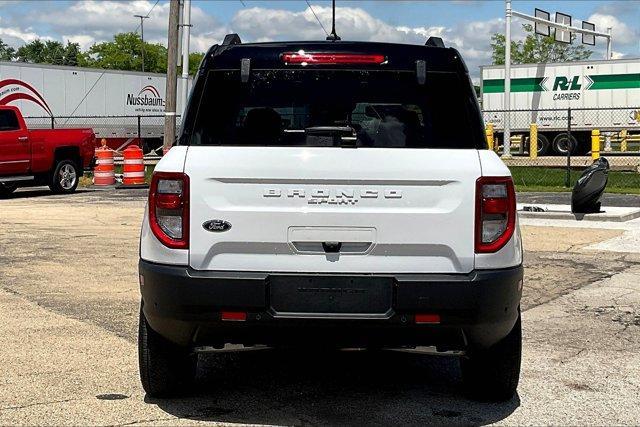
[138,34,523,400]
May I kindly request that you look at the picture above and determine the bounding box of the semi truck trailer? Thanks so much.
[0,61,191,153]
[481,58,640,155]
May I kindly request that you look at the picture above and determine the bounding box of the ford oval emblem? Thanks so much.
[202,220,232,232]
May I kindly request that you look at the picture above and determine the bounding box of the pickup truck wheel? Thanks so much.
[461,313,522,402]
[49,160,79,194]
[138,303,197,397]
[0,183,17,198]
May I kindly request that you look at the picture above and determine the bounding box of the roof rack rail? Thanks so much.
[425,37,445,48]
[222,34,242,46]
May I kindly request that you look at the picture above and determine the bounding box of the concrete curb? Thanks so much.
[115,184,149,190]
[518,203,640,222]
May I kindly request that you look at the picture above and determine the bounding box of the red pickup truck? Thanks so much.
[0,105,95,197]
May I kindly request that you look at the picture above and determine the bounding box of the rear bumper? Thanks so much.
[139,259,523,349]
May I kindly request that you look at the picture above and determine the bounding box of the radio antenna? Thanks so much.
[326,0,341,41]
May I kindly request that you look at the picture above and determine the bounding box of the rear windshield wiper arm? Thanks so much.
[304,126,358,148]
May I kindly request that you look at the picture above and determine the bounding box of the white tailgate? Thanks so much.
[186,146,481,274]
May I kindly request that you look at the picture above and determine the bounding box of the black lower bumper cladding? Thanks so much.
[140,259,523,349]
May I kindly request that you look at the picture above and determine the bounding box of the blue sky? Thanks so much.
[197,1,639,30]
[0,1,638,80]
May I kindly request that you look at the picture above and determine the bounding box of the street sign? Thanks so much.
[582,21,596,45]
[555,12,572,44]
[534,8,550,36]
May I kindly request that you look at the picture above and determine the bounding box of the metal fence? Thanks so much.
[23,115,182,153]
[22,110,640,192]
[483,107,640,192]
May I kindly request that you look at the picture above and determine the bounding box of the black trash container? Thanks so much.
[571,157,609,214]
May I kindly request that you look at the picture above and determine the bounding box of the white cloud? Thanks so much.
[229,4,508,76]
[587,13,636,46]
[35,0,228,52]
[0,1,576,79]
[0,1,569,79]
[0,15,51,47]
[611,50,626,59]
[232,5,423,43]
[39,1,171,35]
[62,34,96,50]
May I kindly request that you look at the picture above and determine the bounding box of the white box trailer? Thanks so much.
[0,61,191,152]
[481,58,640,155]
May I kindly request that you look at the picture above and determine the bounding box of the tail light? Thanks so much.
[281,51,386,65]
[149,172,189,249]
[475,177,516,253]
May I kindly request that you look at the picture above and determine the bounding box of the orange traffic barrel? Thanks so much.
[122,145,146,186]
[94,146,115,186]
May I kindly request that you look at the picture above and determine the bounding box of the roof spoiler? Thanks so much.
[222,33,242,46]
[425,37,445,48]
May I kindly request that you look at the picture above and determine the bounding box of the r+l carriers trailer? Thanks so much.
[0,61,191,153]
[481,58,640,155]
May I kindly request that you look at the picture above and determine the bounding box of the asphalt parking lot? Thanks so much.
[1,187,639,425]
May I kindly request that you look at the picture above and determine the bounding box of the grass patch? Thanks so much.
[82,163,638,194]
[510,166,640,194]
[80,165,156,187]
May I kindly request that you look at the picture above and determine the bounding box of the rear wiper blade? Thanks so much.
[304,126,354,135]
[304,126,358,148]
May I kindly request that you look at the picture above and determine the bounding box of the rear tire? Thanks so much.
[138,303,197,397]
[461,313,522,402]
[552,133,577,155]
[49,160,79,194]
[536,133,550,156]
[0,183,17,198]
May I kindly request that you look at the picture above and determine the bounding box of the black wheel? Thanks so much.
[49,160,79,194]
[0,183,17,198]
[552,133,578,155]
[461,313,522,402]
[138,303,197,397]
[536,133,550,156]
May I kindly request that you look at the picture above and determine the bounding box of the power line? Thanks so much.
[305,0,329,37]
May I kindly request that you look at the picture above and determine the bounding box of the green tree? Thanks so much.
[63,42,81,66]
[0,38,16,61]
[16,39,46,63]
[187,52,204,76]
[82,32,167,73]
[7,32,204,76]
[15,39,81,65]
[491,24,593,65]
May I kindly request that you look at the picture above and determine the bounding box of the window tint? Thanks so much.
[190,69,482,149]
[0,110,20,132]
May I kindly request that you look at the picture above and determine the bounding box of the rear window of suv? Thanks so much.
[189,68,483,149]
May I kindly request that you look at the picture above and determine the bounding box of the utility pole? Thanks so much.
[503,0,512,158]
[134,14,149,72]
[180,0,191,114]
[163,0,180,154]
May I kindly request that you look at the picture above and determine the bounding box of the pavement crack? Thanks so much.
[113,415,178,426]
[523,253,637,312]
[0,397,82,411]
